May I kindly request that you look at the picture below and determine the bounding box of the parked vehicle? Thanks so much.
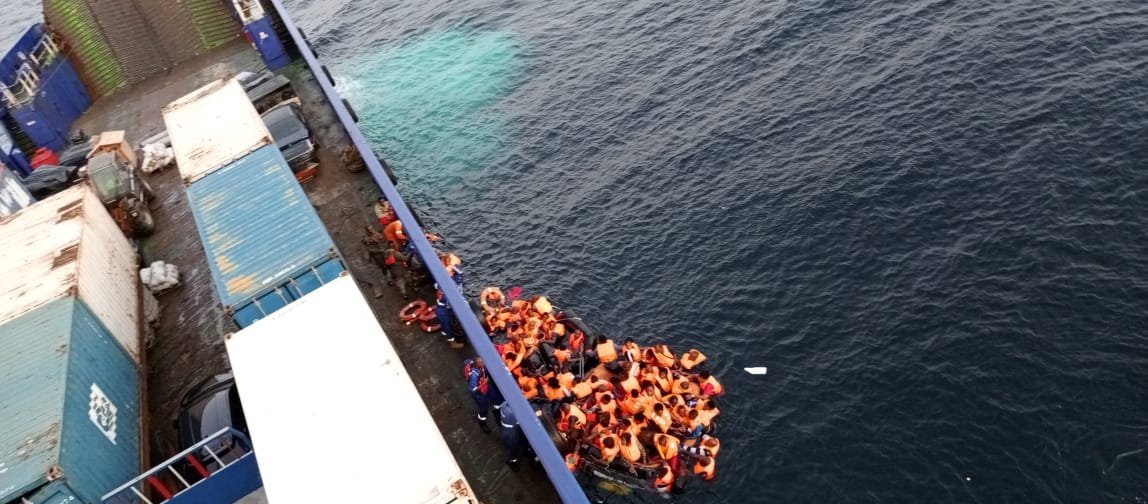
[176,372,249,473]
[261,101,318,177]
[87,152,155,237]
[177,372,247,451]
[237,70,295,113]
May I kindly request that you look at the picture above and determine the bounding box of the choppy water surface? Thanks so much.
[285,0,1148,502]
[6,0,1147,501]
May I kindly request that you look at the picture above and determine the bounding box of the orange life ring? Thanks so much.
[418,306,438,321]
[399,300,427,324]
[421,320,442,332]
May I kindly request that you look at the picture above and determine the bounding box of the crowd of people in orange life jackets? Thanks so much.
[371,198,725,491]
[479,286,725,492]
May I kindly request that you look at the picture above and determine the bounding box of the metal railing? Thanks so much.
[262,0,591,502]
[102,428,262,504]
[2,34,59,107]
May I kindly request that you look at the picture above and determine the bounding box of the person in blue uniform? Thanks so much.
[497,400,525,470]
[467,357,493,432]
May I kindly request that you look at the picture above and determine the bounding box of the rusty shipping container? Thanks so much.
[0,184,141,364]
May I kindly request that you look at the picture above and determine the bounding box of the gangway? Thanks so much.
[101,428,263,504]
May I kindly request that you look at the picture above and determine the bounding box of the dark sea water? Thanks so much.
[6,0,1148,501]
[282,0,1148,502]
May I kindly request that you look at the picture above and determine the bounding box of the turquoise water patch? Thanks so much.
[337,30,520,187]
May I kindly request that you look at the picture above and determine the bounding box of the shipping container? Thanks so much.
[186,144,345,328]
[162,78,273,184]
[0,162,33,216]
[225,275,477,504]
[0,184,141,363]
[0,297,141,504]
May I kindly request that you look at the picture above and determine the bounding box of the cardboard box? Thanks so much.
[89,131,137,168]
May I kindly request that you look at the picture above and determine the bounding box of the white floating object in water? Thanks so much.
[744,367,768,375]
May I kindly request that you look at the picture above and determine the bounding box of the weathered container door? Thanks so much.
[44,0,241,99]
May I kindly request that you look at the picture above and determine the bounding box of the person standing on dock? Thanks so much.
[466,357,493,433]
[437,290,465,349]
[497,400,525,470]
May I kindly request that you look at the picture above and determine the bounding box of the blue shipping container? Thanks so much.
[0,298,140,504]
[186,144,345,328]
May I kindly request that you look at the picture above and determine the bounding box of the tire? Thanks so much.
[132,206,155,237]
[380,157,397,185]
[140,176,156,204]
[322,65,335,87]
[342,98,358,123]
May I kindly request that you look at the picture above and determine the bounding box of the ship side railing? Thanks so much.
[1,33,59,107]
[101,427,263,504]
[261,0,590,502]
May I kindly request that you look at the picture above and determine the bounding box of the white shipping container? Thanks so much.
[225,275,477,504]
[162,78,273,184]
[0,184,141,363]
[0,163,33,217]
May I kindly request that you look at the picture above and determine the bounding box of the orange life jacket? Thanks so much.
[553,323,567,337]
[598,434,621,463]
[680,349,707,370]
[383,220,405,244]
[653,346,675,368]
[621,396,644,416]
[558,372,575,390]
[651,409,672,433]
[653,434,679,461]
[671,379,693,395]
[567,405,587,429]
[654,468,675,492]
[655,374,672,393]
[598,398,617,417]
[504,354,522,372]
[545,384,567,401]
[623,343,641,362]
[596,340,618,363]
[696,408,718,427]
[569,330,586,351]
[702,437,721,458]
[620,439,643,463]
[702,375,724,396]
[621,375,641,395]
[694,458,715,480]
[572,382,594,399]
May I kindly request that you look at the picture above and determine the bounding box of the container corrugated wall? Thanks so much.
[0,163,33,216]
[187,145,345,326]
[0,184,141,364]
[43,0,128,99]
[44,0,240,100]
[0,298,140,503]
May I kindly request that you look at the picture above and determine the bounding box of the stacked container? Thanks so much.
[163,79,345,328]
[0,161,33,216]
[0,184,141,503]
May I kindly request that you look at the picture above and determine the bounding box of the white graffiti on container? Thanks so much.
[88,383,118,445]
